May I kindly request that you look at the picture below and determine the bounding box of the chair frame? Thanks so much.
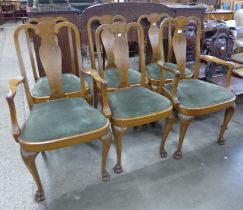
[157,16,236,159]
[16,17,92,104]
[87,14,149,107]
[137,13,193,91]
[7,21,112,202]
[95,21,174,173]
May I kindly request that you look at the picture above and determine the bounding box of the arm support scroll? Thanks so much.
[157,60,180,103]
[200,55,234,89]
[83,69,111,119]
[6,76,24,142]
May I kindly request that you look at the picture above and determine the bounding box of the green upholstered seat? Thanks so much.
[146,62,192,80]
[32,74,89,97]
[104,68,141,88]
[20,98,107,142]
[108,87,171,119]
[231,53,243,64]
[164,79,235,109]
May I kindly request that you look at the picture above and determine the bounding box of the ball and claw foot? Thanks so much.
[160,150,167,158]
[35,190,45,202]
[102,171,110,182]
[113,164,123,174]
[173,151,182,160]
[218,138,225,145]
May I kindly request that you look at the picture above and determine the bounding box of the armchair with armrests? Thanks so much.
[137,13,193,92]
[18,17,92,104]
[87,15,149,107]
[94,21,174,173]
[158,16,236,159]
[7,20,112,202]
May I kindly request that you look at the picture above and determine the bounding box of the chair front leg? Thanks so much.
[174,114,194,160]
[20,149,45,202]
[111,125,127,174]
[160,113,175,158]
[100,130,112,181]
[218,104,235,145]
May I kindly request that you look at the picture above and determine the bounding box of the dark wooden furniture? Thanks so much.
[8,20,112,202]
[80,2,206,45]
[158,16,236,159]
[95,21,174,173]
[1,2,17,22]
[0,7,4,25]
[205,9,234,21]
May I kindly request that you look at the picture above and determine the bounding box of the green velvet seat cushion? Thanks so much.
[104,68,141,88]
[32,74,89,97]
[146,62,192,80]
[108,87,171,119]
[20,98,107,142]
[164,79,235,109]
[231,53,243,64]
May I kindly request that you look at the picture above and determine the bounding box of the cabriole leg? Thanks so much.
[111,125,127,174]
[160,114,175,158]
[100,130,112,181]
[173,114,194,160]
[20,149,44,202]
[218,105,235,145]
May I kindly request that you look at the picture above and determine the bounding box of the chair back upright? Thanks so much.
[87,15,126,73]
[159,16,201,79]
[137,13,171,63]
[14,19,86,107]
[95,21,146,88]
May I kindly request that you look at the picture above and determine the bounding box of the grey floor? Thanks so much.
[1,22,243,210]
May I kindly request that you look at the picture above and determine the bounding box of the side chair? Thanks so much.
[16,17,92,104]
[87,15,149,107]
[158,16,236,159]
[137,13,193,92]
[94,21,174,173]
[7,20,112,202]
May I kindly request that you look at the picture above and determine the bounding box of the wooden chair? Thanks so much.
[158,16,236,159]
[94,21,174,173]
[137,13,193,91]
[87,15,148,107]
[16,17,92,104]
[8,20,112,202]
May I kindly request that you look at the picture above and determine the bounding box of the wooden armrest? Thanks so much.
[200,55,234,89]
[6,76,24,142]
[83,69,107,86]
[157,60,180,76]
[157,60,180,103]
[83,69,111,118]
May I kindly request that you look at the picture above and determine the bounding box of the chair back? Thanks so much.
[159,16,201,79]
[14,19,86,107]
[95,21,146,88]
[137,13,170,63]
[87,15,126,71]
